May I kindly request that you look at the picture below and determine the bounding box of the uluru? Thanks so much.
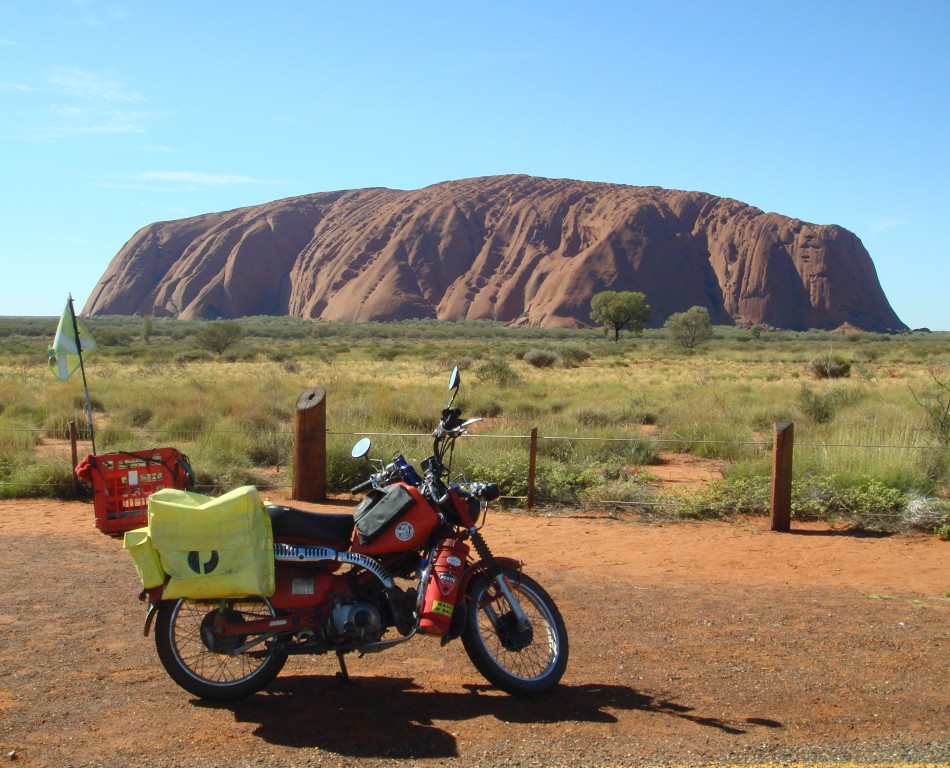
[83,175,906,332]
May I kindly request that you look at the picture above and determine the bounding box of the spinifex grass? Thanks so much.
[0,316,946,528]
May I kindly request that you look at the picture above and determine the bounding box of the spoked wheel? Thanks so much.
[461,569,568,696]
[154,597,287,700]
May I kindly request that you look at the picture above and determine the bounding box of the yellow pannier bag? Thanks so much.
[147,485,275,600]
[122,527,165,589]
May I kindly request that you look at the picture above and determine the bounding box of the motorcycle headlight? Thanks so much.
[467,495,482,525]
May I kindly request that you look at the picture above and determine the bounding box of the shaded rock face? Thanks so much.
[84,175,906,331]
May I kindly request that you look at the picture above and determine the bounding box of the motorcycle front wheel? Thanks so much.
[461,569,568,696]
[154,597,287,700]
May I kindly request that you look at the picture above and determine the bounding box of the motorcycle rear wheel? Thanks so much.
[461,569,568,696]
[154,598,287,700]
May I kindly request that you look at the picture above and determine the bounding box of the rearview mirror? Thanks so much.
[350,437,372,459]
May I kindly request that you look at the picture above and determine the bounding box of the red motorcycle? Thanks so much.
[142,367,568,699]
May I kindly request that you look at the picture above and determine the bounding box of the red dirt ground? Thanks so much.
[0,497,947,767]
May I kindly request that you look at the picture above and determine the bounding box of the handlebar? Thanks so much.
[350,478,375,495]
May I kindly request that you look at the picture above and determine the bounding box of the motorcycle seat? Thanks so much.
[266,504,355,544]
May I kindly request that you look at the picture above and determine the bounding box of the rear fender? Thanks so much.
[143,599,161,637]
[139,587,164,637]
[443,556,523,643]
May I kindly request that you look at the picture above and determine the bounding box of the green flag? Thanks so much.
[48,299,97,381]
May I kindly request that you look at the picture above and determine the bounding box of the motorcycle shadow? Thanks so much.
[197,674,762,758]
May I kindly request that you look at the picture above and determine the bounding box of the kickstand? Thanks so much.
[335,651,350,684]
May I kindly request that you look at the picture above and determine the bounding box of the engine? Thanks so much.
[328,601,383,643]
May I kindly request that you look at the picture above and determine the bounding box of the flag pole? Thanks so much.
[68,294,97,455]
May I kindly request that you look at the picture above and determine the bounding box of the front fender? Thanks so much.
[443,556,523,644]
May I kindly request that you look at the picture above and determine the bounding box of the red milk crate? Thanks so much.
[75,448,195,535]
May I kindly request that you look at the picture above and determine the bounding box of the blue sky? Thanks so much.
[1,0,947,329]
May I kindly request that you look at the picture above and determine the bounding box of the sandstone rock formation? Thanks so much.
[83,175,906,331]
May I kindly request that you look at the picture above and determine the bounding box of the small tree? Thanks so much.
[195,320,244,355]
[664,306,714,349]
[590,291,651,342]
[909,366,950,447]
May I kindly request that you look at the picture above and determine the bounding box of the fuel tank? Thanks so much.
[350,483,439,556]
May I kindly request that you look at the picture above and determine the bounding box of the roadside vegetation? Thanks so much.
[0,314,947,534]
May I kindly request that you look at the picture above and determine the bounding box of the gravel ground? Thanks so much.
[0,499,947,767]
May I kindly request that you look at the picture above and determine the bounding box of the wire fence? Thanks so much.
[3,423,947,533]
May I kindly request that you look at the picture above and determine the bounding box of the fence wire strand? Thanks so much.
[1,426,946,517]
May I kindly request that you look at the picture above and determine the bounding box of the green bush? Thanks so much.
[523,349,559,369]
[685,472,911,530]
[797,383,865,424]
[475,357,521,386]
[808,354,851,379]
[798,384,837,423]
[126,405,154,428]
[558,343,592,366]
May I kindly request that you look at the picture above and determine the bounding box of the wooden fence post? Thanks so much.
[526,427,538,510]
[293,386,327,502]
[770,420,794,532]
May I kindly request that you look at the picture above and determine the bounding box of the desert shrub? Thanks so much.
[523,349,559,369]
[475,357,520,386]
[798,384,837,423]
[245,426,292,467]
[808,354,851,379]
[536,461,597,503]
[223,348,257,362]
[126,405,154,428]
[469,395,503,418]
[591,438,658,466]
[685,472,909,529]
[174,350,214,364]
[901,494,950,534]
[571,400,657,429]
[156,412,211,441]
[96,426,141,450]
[372,345,408,362]
[559,343,592,366]
[280,358,302,374]
[464,453,530,498]
[794,477,906,526]
[797,383,865,424]
[573,408,616,428]
[685,475,771,517]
